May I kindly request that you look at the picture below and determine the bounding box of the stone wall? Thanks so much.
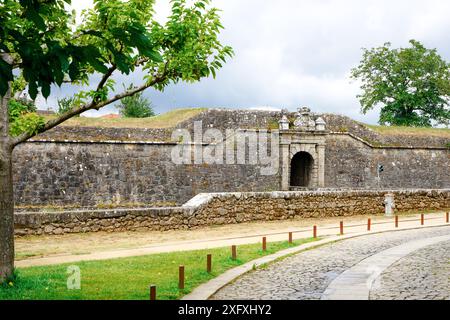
[13,132,449,207]
[14,189,450,236]
[179,109,450,148]
[12,109,450,207]
[13,141,279,207]
[325,134,450,189]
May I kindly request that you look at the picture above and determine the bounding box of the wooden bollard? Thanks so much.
[421,214,424,226]
[231,245,237,260]
[288,232,293,244]
[395,215,399,228]
[313,225,317,238]
[446,212,449,224]
[207,254,212,273]
[339,221,344,235]
[367,218,371,231]
[149,285,156,300]
[262,237,267,251]
[178,265,185,290]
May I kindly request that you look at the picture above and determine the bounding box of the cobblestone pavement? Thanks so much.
[211,226,450,300]
[370,240,450,300]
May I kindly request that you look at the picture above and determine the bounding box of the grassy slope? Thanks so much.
[365,124,450,138]
[45,107,449,139]
[44,108,206,129]
[1,238,316,300]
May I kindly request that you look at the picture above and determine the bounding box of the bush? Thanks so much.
[116,86,155,118]
[9,112,45,137]
[8,99,36,122]
[8,98,44,136]
[57,97,78,116]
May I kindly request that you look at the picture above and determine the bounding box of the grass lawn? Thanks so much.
[1,238,317,300]
[365,124,450,138]
[43,108,206,129]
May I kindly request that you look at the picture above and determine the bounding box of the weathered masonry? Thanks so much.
[14,189,450,235]
[12,108,450,207]
[279,107,327,190]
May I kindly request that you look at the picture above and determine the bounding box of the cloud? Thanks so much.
[37,0,450,125]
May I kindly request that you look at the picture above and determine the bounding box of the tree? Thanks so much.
[57,97,77,116]
[116,85,155,118]
[0,0,233,282]
[351,40,450,127]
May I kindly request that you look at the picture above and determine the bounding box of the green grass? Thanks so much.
[0,238,317,300]
[43,108,206,129]
[365,124,450,138]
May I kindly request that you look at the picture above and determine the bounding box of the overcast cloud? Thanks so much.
[37,0,450,124]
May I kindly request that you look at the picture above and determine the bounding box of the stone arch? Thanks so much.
[290,151,314,187]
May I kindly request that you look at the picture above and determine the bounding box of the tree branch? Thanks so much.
[11,66,168,147]
[95,64,117,95]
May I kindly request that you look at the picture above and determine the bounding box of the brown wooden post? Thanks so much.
[446,212,449,224]
[149,285,156,300]
[207,254,212,273]
[262,237,267,251]
[178,265,185,290]
[421,214,424,226]
[313,225,317,238]
[340,221,344,235]
[395,215,399,228]
[288,232,293,244]
[231,245,237,260]
[367,218,371,231]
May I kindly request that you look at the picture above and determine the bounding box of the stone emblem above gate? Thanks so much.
[278,107,329,191]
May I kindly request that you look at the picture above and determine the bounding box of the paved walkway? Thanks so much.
[321,234,450,300]
[16,212,448,268]
[370,240,450,300]
[210,225,450,300]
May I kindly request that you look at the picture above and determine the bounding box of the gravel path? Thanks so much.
[370,240,450,300]
[210,226,450,300]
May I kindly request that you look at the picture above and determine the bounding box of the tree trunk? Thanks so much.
[0,144,14,282]
[0,68,14,283]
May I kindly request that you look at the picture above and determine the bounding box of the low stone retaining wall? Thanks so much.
[14,189,450,236]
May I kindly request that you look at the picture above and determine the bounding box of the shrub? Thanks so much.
[57,97,78,116]
[8,99,44,136]
[116,85,155,118]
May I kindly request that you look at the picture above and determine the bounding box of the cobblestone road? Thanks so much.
[370,240,450,300]
[211,226,450,300]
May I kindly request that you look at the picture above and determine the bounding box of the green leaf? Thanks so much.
[68,62,80,81]
[28,81,38,100]
[23,8,46,31]
[0,59,13,96]
[41,82,51,99]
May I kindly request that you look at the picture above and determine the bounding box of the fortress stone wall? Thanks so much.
[12,109,450,208]
[14,189,450,235]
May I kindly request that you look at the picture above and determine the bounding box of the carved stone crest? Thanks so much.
[294,107,315,131]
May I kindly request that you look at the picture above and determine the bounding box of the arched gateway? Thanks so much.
[278,107,329,190]
[290,152,314,187]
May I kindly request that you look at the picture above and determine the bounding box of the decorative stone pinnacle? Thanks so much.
[279,114,290,130]
[315,116,326,131]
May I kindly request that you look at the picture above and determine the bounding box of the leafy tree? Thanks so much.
[0,0,233,282]
[116,85,155,118]
[57,97,75,115]
[351,40,450,127]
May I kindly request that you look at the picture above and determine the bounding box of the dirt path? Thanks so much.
[15,211,448,268]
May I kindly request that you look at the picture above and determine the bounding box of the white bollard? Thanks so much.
[384,193,395,216]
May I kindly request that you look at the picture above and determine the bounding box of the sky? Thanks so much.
[37,0,450,124]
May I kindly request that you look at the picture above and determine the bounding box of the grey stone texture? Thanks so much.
[13,142,278,207]
[14,189,450,235]
[370,240,450,300]
[210,226,450,300]
[12,109,450,207]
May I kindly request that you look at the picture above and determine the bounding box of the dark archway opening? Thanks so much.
[290,152,314,187]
